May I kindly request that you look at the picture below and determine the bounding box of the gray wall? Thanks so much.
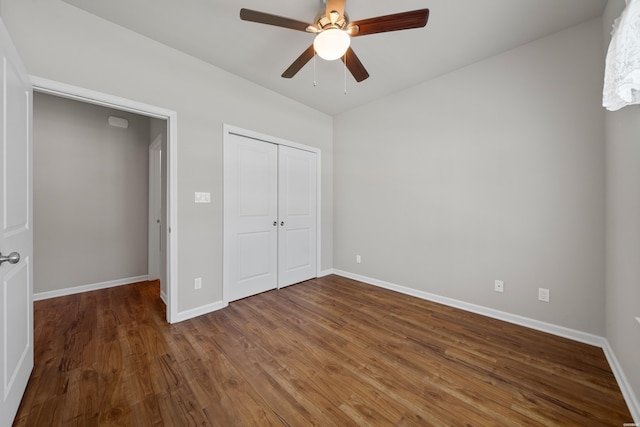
[4,0,638,412]
[0,0,333,313]
[603,0,640,408]
[334,18,606,335]
[33,92,150,293]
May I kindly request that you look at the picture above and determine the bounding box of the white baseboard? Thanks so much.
[331,269,639,422]
[318,269,334,278]
[177,270,336,322]
[333,269,603,345]
[174,300,228,323]
[33,275,149,301]
[602,340,640,423]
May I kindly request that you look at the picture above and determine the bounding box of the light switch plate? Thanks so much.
[195,192,211,203]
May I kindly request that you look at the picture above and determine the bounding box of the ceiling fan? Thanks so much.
[240,0,429,82]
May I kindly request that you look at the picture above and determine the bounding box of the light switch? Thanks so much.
[195,192,211,203]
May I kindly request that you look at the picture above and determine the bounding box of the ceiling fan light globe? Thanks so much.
[313,28,350,61]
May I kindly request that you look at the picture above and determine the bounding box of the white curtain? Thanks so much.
[603,0,640,111]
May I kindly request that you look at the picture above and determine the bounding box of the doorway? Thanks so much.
[31,76,179,323]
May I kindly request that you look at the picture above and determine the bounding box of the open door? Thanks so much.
[0,18,34,426]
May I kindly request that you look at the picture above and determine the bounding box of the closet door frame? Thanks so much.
[222,124,321,304]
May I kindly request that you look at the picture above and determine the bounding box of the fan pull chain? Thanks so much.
[313,51,317,87]
[343,54,348,95]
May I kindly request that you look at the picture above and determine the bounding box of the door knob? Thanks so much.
[0,251,20,266]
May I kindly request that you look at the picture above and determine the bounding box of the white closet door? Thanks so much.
[278,145,317,288]
[224,134,278,302]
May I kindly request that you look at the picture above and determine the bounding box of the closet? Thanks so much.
[223,127,318,302]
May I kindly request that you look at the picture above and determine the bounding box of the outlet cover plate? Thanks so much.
[494,280,504,293]
[538,287,550,302]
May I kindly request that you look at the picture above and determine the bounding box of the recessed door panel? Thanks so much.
[283,155,311,216]
[4,261,29,388]
[284,227,311,271]
[238,149,272,217]
[3,59,28,234]
[238,231,272,281]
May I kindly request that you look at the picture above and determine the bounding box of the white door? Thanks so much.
[0,19,34,426]
[278,145,317,288]
[148,136,162,281]
[224,129,318,302]
[224,133,278,301]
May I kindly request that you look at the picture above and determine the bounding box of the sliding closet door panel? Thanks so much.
[278,145,317,287]
[225,134,278,302]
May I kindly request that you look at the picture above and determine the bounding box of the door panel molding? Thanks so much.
[2,258,29,394]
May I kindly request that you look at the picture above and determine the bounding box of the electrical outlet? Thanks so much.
[356,255,361,264]
[494,280,504,293]
[194,277,202,290]
[538,288,550,302]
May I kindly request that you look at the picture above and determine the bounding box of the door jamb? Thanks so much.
[30,76,179,324]
[148,135,162,283]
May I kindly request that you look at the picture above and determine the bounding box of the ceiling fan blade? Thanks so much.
[348,9,429,37]
[240,8,314,32]
[341,47,369,82]
[282,45,316,79]
[326,0,346,21]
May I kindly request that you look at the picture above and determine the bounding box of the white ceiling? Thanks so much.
[61,0,607,115]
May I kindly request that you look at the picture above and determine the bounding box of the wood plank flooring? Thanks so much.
[14,275,632,426]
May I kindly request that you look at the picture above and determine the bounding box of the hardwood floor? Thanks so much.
[14,275,632,426]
